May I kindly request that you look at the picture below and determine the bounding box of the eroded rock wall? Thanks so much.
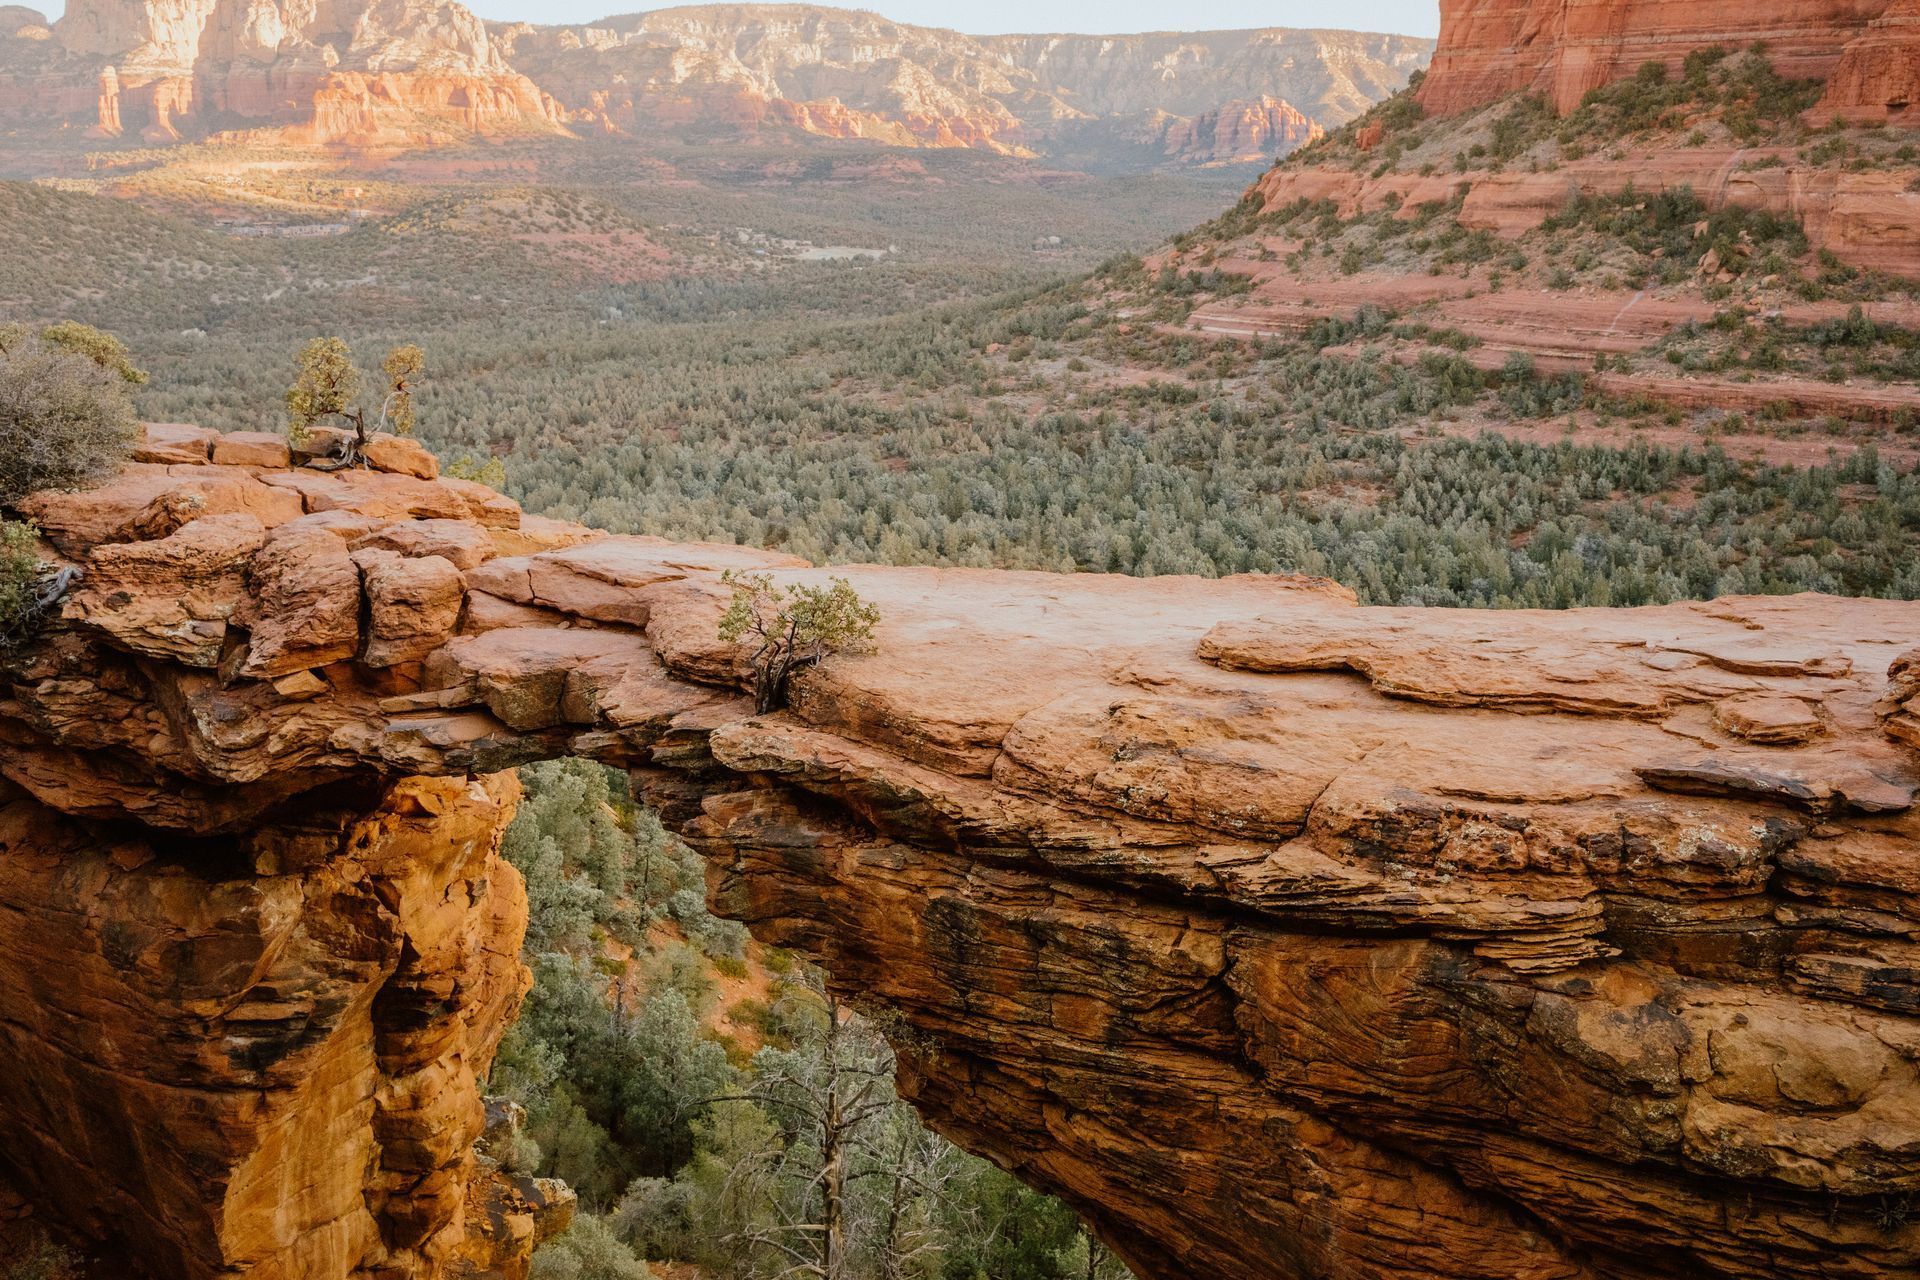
[3,435,1916,1278]
[0,0,565,145]
[0,771,533,1278]
[1418,0,1897,115]
[0,1,1426,161]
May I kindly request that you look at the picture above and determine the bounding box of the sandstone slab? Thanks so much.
[352,517,495,570]
[132,423,214,465]
[363,432,440,480]
[209,431,291,469]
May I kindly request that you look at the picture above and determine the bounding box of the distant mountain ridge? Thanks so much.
[0,1,1431,168]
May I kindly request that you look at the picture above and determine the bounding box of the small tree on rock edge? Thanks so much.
[286,337,425,468]
[717,570,880,714]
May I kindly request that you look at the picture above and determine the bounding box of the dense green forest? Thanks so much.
[494,762,1131,1280]
[7,134,1918,610]
[143,273,1920,606]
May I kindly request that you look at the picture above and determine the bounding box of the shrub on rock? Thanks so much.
[0,321,144,506]
[717,570,880,713]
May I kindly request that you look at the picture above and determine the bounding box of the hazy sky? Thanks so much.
[33,2,1442,38]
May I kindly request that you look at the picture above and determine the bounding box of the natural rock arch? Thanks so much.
[1,432,1917,1279]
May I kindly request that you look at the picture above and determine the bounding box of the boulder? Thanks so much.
[363,432,440,480]
[210,431,292,469]
[355,549,465,668]
[425,627,652,730]
[237,524,363,678]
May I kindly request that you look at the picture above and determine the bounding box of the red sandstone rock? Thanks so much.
[1882,648,1920,747]
[353,517,495,570]
[1418,0,1900,117]
[210,430,290,469]
[1152,96,1324,165]
[1,0,567,147]
[1819,0,1920,122]
[133,422,214,465]
[7,455,1920,1280]
[1714,692,1829,743]
[364,432,441,481]
[355,549,465,668]
[1247,138,1920,276]
[62,511,263,665]
[237,522,363,677]
[0,3,1429,162]
[487,515,599,559]
[19,463,304,557]
[0,773,530,1280]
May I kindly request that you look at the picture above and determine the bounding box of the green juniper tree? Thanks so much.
[285,337,425,468]
[717,572,880,714]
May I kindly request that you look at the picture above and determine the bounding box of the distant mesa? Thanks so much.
[0,1,1431,168]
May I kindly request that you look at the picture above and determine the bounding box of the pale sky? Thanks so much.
[33,2,1442,38]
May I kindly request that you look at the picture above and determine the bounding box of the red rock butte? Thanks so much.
[1,426,1917,1279]
[1419,0,1920,119]
[0,2,1427,162]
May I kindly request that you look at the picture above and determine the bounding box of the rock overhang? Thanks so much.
[2,426,1919,1278]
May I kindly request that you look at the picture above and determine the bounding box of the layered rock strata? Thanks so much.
[0,0,564,146]
[0,1,1427,163]
[1418,0,1902,116]
[3,431,1918,1279]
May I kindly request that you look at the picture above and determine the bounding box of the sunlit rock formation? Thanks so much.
[495,11,1422,164]
[1417,0,1900,115]
[1,430,1916,1278]
[0,1,1427,165]
[0,0,564,145]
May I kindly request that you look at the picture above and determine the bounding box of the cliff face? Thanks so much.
[493,11,1421,164]
[1819,0,1920,123]
[0,773,537,1279]
[1417,0,1916,117]
[0,0,564,145]
[1146,96,1325,166]
[5,431,1919,1279]
[0,1,1428,164]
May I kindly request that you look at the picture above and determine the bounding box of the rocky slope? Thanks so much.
[3,429,1918,1278]
[1160,1,1920,437]
[0,1,1428,165]
[1248,0,1920,262]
